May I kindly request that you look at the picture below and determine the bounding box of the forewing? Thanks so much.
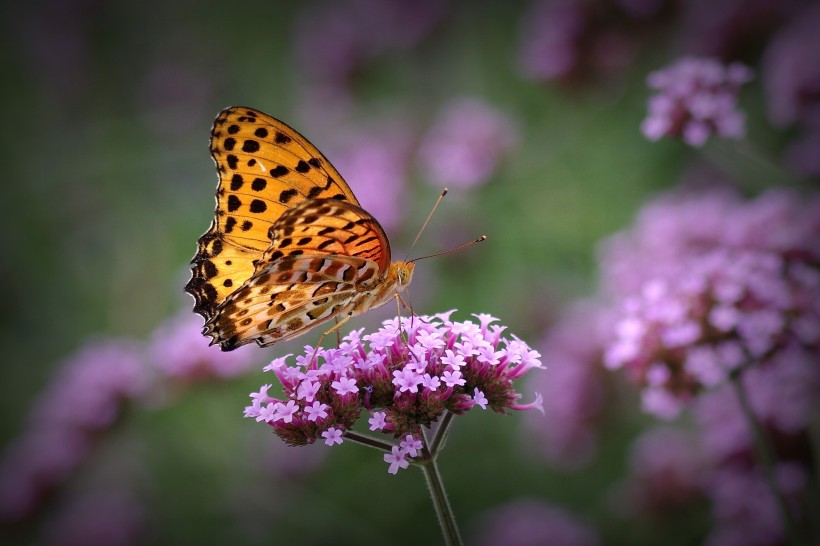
[185,106,359,322]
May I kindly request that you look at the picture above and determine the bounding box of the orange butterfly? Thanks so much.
[185,107,414,351]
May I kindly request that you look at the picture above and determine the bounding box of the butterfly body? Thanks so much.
[186,107,413,351]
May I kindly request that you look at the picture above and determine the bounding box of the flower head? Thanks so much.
[600,188,820,418]
[641,57,753,146]
[245,312,543,453]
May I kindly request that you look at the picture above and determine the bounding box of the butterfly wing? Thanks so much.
[205,199,392,350]
[185,106,359,323]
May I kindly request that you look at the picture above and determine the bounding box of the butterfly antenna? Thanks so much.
[408,235,487,263]
[404,188,448,262]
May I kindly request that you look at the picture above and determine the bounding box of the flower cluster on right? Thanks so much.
[601,188,820,418]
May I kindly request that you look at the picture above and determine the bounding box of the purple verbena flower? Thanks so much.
[600,188,820,419]
[641,57,753,146]
[384,446,409,475]
[245,311,543,456]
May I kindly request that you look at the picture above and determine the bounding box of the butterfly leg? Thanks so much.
[309,312,354,364]
[334,316,342,348]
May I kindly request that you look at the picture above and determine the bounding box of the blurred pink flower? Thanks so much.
[641,57,753,146]
[418,98,519,189]
[600,188,820,418]
[471,498,599,546]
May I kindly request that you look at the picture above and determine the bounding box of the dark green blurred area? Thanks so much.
[0,0,789,544]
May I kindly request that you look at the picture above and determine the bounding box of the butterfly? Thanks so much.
[185,106,414,351]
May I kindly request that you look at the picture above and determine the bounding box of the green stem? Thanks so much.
[342,430,394,453]
[430,411,455,455]
[419,433,463,546]
[731,373,803,546]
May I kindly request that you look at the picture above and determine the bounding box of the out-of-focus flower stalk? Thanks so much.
[731,371,804,546]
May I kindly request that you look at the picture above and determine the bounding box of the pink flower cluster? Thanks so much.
[641,57,753,146]
[244,312,543,472]
[601,188,820,419]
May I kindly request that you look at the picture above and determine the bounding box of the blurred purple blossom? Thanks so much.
[525,302,613,469]
[0,339,148,522]
[762,3,820,176]
[148,311,259,382]
[641,57,753,147]
[418,98,519,189]
[244,312,543,472]
[600,188,820,418]
[471,498,600,546]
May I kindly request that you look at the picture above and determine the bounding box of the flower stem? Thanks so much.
[731,373,803,546]
[343,430,395,453]
[430,410,455,454]
[419,432,463,546]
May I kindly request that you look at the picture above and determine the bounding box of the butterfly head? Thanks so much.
[393,261,415,290]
